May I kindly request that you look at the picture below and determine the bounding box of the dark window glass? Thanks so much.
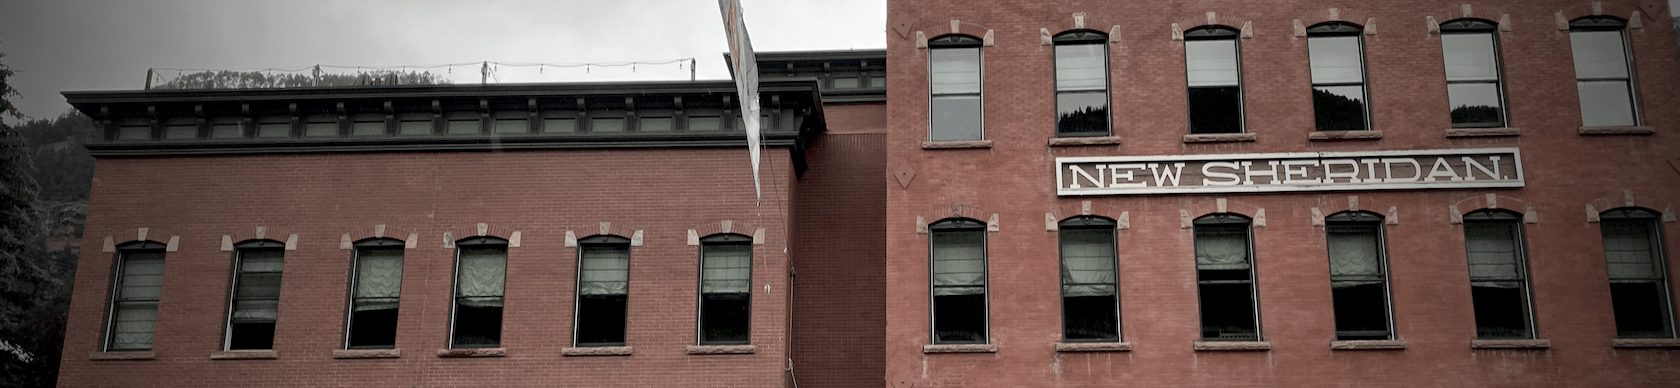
[1059,216,1119,342]
[1326,212,1392,340]
[1462,210,1533,339]
[1569,18,1638,127]
[1599,208,1675,338]
[451,238,507,348]
[929,35,984,141]
[1184,28,1243,134]
[106,242,166,351]
[931,219,987,344]
[575,235,631,347]
[700,234,752,345]
[346,239,403,349]
[227,243,284,350]
[1194,214,1259,341]
[1055,31,1109,136]
[1308,23,1369,131]
[1441,20,1507,127]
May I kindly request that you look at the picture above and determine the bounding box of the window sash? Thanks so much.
[930,46,984,141]
[1570,29,1638,126]
[226,248,284,350]
[107,252,165,351]
[699,242,752,345]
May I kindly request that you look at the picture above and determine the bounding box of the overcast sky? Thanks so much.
[0,0,886,125]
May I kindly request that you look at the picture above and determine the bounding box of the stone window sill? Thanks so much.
[563,346,633,356]
[1193,341,1272,351]
[1055,342,1131,352]
[922,140,993,149]
[333,349,401,359]
[1612,338,1680,348]
[687,345,756,355]
[90,351,155,361]
[1047,136,1122,147]
[436,348,506,358]
[1446,127,1519,137]
[1309,130,1383,141]
[1330,339,1407,350]
[1579,126,1654,135]
[1470,339,1550,349]
[211,350,278,360]
[922,344,997,354]
[1183,133,1256,143]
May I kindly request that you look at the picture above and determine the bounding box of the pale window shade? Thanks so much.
[932,230,985,296]
[353,249,403,311]
[1328,224,1383,287]
[111,252,164,350]
[456,247,506,307]
[1466,222,1521,286]
[579,245,630,295]
[702,244,751,294]
[1195,227,1250,270]
[1603,222,1659,280]
[232,250,283,320]
[1060,229,1115,297]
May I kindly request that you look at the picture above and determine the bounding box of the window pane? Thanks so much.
[117,126,150,141]
[1055,43,1106,91]
[446,120,480,134]
[1610,282,1675,338]
[542,118,576,133]
[1472,283,1532,338]
[1313,85,1367,131]
[305,122,338,137]
[1199,283,1258,341]
[1465,222,1521,279]
[493,119,527,134]
[1188,87,1242,134]
[1577,81,1636,127]
[1194,225,1249,270]
[258,123,290,138]
[164,125,196,140]
[687,116,720,131]
[1332,283,1391,340]
[700,293,750,344]
[1056,91,1108,135]
[1442,33,1499,81]
[399,120,431,135]
[1185,40,1238,87]
[110,301,158,350]
[930,96,983,141]
[346,308,398,348]
[702,244,751,293]
[456,246,507,299]
[591,118,625,133]
[639,117,673,132]
[1063,294,1118,341]
[1448,83,1503,126]
[211,124,243,139]
[579,245,630,295]
[833,77,859,89]
[1571,30,1629,79]
[1309,36,1365,84]
[353,249,404,300]
[931,47,981,94]
[575,294,627,345]
[1328,224,1382,278]
[451,304,503,347]
[932,230,985,288]
[933,293,986,344]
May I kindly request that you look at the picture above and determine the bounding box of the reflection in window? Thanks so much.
[931,218,987,344]
[227,241,285,350]
[929,35,984,141]
[1570,17,1638,127]
[1059,216,1119,342]
[1326,211,1392,340]
[1055,31,1109,137]
[699,234,752,345]
[1308,23,1369,131]
[1599,208,1674,338]
[1184,27,1243,134]
[1195,214,1259,341]
[576,235,631,347]
[451,237,507,348]
[346,239,404,349]
[1462,210,1533,339]
[106,242,166,351]
[1441,19,1507,128]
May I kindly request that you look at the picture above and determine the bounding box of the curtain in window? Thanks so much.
[111,253,164,349]
[1195,227,1250,270]
[232,251,283,320]
[1466,223,1521,288]
[932,230,985,296]
[1603,222,1658,279]
[1061,229,1115,297]
[580,245,630,295]
[703,244,751,294]
[119,254,165,300]
[456,247,506,307]
[353,249,403,311]
[1328,224,1382,287]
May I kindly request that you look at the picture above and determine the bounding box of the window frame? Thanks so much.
[1182,26,1246,134]
[1193,213,1263,341]
[1461,209,1536,339]
[573,235,632,347]
[1307,22,1372,131]
[103,241,167,352]
[928,218,989,345]
[343,238,405,349]
[1439,19,1510,128]
[927,34,986,142]
[223,239,286,351]
[1057,216,1121,342]
[1569,16,1642,127]
[1598,207,1675,338]
[1324,211,1395,340]
[448,236,509,349]
[1053,30,1112,137]
[697,233,754,345]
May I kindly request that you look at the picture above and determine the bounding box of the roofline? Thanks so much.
[63,79,826,106]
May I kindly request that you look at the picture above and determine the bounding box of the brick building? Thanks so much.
[54,1,1680,387]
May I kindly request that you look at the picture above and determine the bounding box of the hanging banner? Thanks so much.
[720,0,762,201]
[1056,148,1523,196]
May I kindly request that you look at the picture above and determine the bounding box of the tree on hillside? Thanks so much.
[0,47,71,388]
[151,69,450,90]
[0,51,19,120]
[12,112,96,202]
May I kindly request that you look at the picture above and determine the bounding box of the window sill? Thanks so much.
[1183,133,1256,143]
[1470,339,1550,350]
[1047,136,1122,147]
[210,350,278,360]
[563,346,633,356]
[1193,341,1272,351]
[1446,127,1520,137]
[90,351,155,361]
[922,344,997,354]
[1055,342,1131,352]
[1611,338,1680,348]
[1308,130,1383,141]
[1329,339,1407,350]
[436,348,506,358]
[1579,126,1655,135]
[333,349,401,359]
[922,140,993,149]
[686,345,756,355]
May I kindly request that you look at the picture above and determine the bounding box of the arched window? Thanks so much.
[1599,208,1673,338]
[928,34,985,142]
[575,235,631,347]
[1193,213,1259,341]
[345,238,404,349]
[1462,210,1533,339]
[1308,22,1370,131]
[105,241,166,351]
[1059,216,1119,342]
[1054,31,1110,137]
[930,218,987,344]
[451,236,508,348]
[1183,26,1244,134]
[1325,211,1392,340]
[226,239,285,350]
[1440,19,1507,128]
[699,233,753,345]
[1569,16,1639,127]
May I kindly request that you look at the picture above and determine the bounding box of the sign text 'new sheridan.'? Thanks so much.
[1056,148,1523,196]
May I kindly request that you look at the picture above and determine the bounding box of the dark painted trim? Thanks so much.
[87,133,799,157]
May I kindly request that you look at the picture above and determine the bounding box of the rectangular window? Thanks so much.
[1308,23,1370,131]
[639,117,673,132]
[699,235,752,345]
[210,118,243,139]
[345,241,403,349]
[164,119,197,140]
[1326,212,1392,340]
[117,119,151,141]
[931,219,987,344]
[1463,211,1533,339]
[576,236,631,347]
[304,114,338,137]
[1570,17,1639,127]
[1600,209,1675,338]
[1054,31,1110,137]
[226,245,284,350]
[1059,217,1119,342]
[351,114,386,136]
[1194,215,1259,341]
[687,116,720,131]
[446,119,481,135]
[1441,20,1507,128]
[591,117,625,133]
[1184,28,1243,134]
[106,246,164,351]
[832,77,859,89]
[928,35,983,141]
[451,238,507,348]
[493,119,528,134]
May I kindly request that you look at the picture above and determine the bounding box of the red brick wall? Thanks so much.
[886,0,1680,386]
[61,147,794,387]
